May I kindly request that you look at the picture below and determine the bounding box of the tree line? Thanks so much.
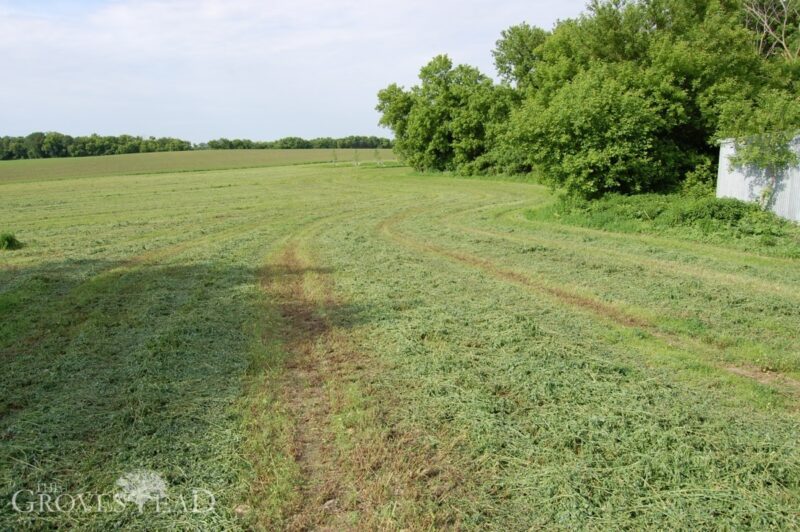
[376,0,800,198]
[0,133,192,160]
[203,135,393,150]
[0,133,393,161]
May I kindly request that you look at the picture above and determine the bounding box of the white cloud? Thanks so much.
[0,0,587,141]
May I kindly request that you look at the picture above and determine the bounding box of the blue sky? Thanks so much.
[0,0,587,142]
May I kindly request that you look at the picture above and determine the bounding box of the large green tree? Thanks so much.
[377,55,512,173]
[492,23,549,89]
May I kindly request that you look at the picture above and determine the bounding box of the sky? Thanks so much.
[0,0,587,143]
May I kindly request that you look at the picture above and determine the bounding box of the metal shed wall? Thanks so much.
[716,137,800,222]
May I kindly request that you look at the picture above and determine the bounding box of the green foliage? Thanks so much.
[718,89,800,195]
[204,135,393,150]
[376,55,512,173]
[681,155,717,197]
[377,0,800,198]
[0,233,22,250]
[0,134,393,160]
[507,63,681,197]
[0,132,193,160]
[492,23,549,89]
[537,192,800,256]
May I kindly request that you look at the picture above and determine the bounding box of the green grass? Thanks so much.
[1,155,799,529]
[0,148,396,182]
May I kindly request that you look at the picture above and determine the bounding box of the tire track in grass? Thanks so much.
[260,241,342,529]
[450,199,800,289]
[516,211,800,268]
[253,208,463,530]
[436,197,783,295]
[378,207,800,398]
[379,209,648,330]
[448,219,800,301]
[1,193,363,361]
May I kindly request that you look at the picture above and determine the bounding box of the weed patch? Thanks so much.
[528,193,800,257]
[0,233,22,250]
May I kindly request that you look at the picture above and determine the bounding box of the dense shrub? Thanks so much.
[506,63,681,198]
[533,193,800,256]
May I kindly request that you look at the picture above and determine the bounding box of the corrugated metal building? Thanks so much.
[717,136,800,222]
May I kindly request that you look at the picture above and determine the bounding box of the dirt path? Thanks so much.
[260,242,345,529]
[258,236,461,530]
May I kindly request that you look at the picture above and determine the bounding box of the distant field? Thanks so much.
[2,161,799,529]
[0,148,396,182]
